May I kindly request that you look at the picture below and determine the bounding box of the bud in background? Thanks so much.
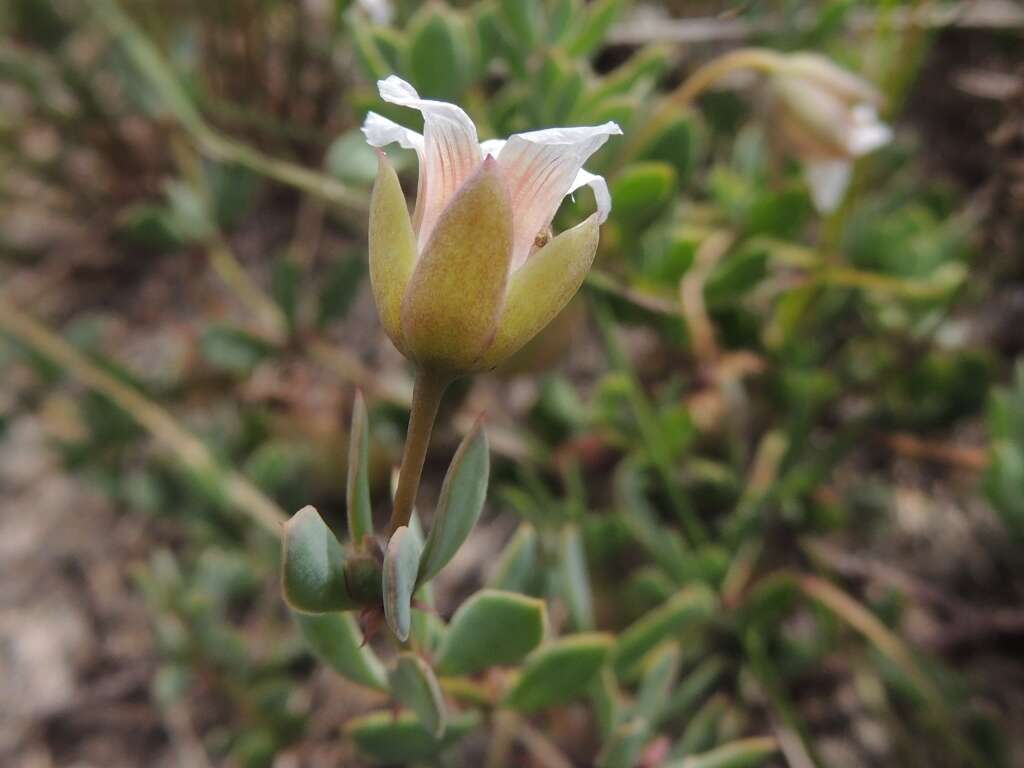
[363,76,621,377]
[766,53,892,213]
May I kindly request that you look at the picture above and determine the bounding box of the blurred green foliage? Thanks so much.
[2,0,1022,767]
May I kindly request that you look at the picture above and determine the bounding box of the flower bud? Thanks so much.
[766,53,892,212]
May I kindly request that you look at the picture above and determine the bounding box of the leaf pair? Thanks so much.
[383,420,490,640]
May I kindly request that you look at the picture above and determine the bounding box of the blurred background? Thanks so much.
[2,0,1024,766]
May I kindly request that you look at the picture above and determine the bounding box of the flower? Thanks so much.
[362,76,621,374]
[767,53,892,212]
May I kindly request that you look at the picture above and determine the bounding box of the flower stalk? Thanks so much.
[387,368,452,536]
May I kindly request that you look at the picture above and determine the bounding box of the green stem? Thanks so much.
[387,369,452,536]
[617,47,784,170]
[0,299,287,534]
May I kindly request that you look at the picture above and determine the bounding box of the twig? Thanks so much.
[881,431,989,471]
[501,710,576,768]
[0,299,288,534]
[608,3,1024,45]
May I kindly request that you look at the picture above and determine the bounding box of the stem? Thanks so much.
[0,299,287,534]
[617,47,784,171]
[387,368,452,536]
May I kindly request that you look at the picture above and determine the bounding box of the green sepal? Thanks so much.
[504,633,612,713]
[347,391,374,544]
[389,653,447,738]
[480,215,599,370]
[383,525,423,641]
[401,157,513,372]
[347,709,481,764]
[417,419,489,585]
[294,611,387,691]
[435,590,546,676]
[368,152,416,353]
[281,506,358,613]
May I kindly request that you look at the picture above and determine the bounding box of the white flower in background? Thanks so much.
[356,0,393,25]
[361,76,621,373]
[768,53,893,212]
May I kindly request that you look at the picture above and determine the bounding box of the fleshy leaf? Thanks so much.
[294,611,387,691]
[634,643,682,721]
[347,391,374,544]
[487,522,540,592]
[389,653,447,738]
[479,215,599,369]
[368,152,416,352]
[611,586,716,677]
[383,525,423,641]
[281,506,358,613]
[598,717,651,768]
[417,419,489,585]
[400,157,513,372]
[504,633,612,713]
[435,590,546,676]
[347,709,481,763]
[558,523,594,631]
[610,161,678,231]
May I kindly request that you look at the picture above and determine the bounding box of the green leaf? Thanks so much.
[389,653,446,738]
[199,325,274,376]
[504,633,612,713]
[598,717,651,768]
[499,0,541,51]
[567,0,631,57]
[487,522,540,593]
[295,612,387,691]
[558,524,594,631]
[326,129,386,187]
[281,506,358,613]
[611,162,678,231]
[347,391,374,544]
[611,586,716,677]
[633,106,706,185]
[418,420,489,585]
[435,590,546,676]
[664,736,778,768]
[634,643,682,721]
[347,709,481,763]
[656,655,726,727]
[403,4,473,101]
[383,525,422,641]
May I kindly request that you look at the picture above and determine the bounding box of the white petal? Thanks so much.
[362,111,423,153]
[847,105,892,156]
[804,159,851,213]
[496,122,622,269]
[480,138,505,158]
[356,0,393,24]
[375,76,482,246]
[568,169,612,225]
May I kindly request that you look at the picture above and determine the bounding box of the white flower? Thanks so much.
[361,76,622,373]
[768,54,893,212]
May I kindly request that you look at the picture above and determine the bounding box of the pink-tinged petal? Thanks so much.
[362,111,423,153]
[480,138,505,158]
[568,168,612,225]
[804,159,851,213]
[376,76,482,247]
[495,122,621,270]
